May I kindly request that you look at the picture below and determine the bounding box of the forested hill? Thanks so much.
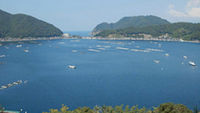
[95,22,200,40]
[93,15,200,41]
[92,15,170,34]
[0,9,63,38]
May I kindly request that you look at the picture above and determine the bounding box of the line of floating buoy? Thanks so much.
[116,47,129,50]
[0,80,28,90]
[88,49,100,52]
[0,55,6,58]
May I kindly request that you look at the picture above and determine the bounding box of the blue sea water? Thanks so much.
[0,39,200,113]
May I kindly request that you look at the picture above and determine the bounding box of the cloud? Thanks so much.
[169,0,200,18]
[187,0,200,8]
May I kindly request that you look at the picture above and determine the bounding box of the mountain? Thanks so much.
[92,15,170,34]
[0,9,63,38]
[95,22,200,40]
[93,15,200,41]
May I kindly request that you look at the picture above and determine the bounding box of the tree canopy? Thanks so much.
[0,9,63,38]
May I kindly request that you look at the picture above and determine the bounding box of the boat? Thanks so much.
[189,61,196,66]
[16,45,22,48]
[183,56,187,59]
[154,60,160,64]
[165,53,169,56]
[68,65,76,69]
[88,49,100,52]
[24,49,29,52]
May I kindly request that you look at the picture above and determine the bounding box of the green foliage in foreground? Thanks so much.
[43,103,194,113]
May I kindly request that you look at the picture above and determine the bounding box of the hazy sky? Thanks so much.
[0,0,200,31]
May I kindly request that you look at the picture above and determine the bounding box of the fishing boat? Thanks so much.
[165,53,169,56]
[16,45,22,48]
[189,61,196,66]
[183,56,187,59]
[154,60,160,64]
[68,65,76,69]
[24,49,29,53]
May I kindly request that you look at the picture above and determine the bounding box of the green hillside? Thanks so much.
[95,22,200,40]
[92,15,170,34]
[0,9,63,38]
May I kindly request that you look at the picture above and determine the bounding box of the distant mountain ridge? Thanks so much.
[92,15,200,41]
[0,9,63,38]
[92,15,170,34]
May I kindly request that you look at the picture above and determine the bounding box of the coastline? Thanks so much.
[77,36,200,43]
[0,36,200,43]
[0,36,65,42]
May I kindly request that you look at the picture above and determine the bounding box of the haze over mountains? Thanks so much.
[0,9,63,38]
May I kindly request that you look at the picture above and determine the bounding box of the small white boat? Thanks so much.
[16,45,22,48]
[68,65,76,69]
[183,56,187,59]
[154,60,160,64]
[88,49,100,52]
[98,48,106,50]
[165,53,169,56]
[24,49,29,53]
[189,61,196,66]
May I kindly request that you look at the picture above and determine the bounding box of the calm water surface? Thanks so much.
[0,39,200,113]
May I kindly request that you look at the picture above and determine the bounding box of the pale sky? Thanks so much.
[0,0,200,31]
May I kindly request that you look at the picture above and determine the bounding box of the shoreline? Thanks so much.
[0,36,200,43]
[77,36,200,43]
[0,36,65,42]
